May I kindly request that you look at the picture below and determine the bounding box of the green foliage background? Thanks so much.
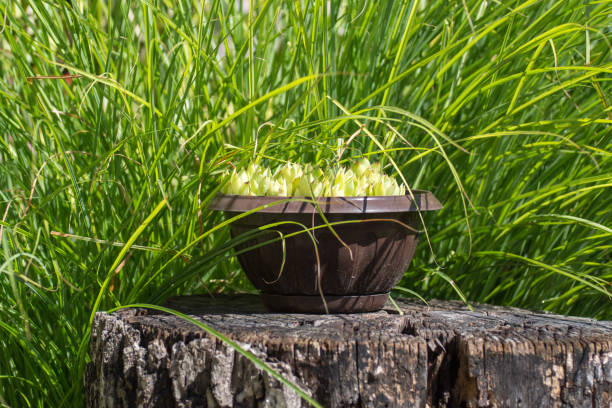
[0,0,610,405]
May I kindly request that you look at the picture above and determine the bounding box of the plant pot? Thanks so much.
[210,192,442,313]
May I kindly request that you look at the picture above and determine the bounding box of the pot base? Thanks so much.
[261,293,389,314]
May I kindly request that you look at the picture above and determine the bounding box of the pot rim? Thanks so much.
[209,191,442,214]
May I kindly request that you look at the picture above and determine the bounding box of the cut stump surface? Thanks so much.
[86,295,612,407]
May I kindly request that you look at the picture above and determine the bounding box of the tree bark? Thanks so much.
[86,295,612,407]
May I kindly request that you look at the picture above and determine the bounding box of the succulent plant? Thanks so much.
[221,158,406,196]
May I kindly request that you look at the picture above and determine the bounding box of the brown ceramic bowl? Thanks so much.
[210,192,442,313]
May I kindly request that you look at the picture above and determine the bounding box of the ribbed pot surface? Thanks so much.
[210,193,441,313]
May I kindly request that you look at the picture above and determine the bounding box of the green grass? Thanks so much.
[0,0,611,406]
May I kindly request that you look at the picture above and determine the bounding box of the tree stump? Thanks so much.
[86,295,612,407]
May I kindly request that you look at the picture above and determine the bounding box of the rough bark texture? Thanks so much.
[86,295,612,408]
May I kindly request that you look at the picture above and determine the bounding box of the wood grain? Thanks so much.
[86,295,612,407]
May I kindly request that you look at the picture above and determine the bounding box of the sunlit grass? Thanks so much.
[0,0,610,405]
